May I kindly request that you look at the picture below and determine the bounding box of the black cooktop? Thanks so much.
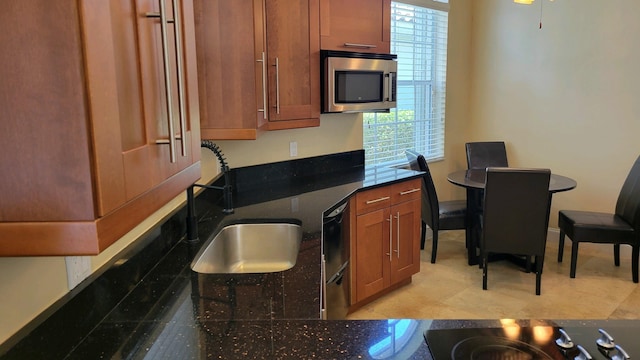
[425,324,635,359]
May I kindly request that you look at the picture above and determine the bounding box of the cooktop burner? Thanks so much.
[426,327,565,359]
[452,336,555,359]
[425,324,635,360]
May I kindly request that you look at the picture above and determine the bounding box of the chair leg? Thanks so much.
[535,255,543,296]
[431,227,439,264]
[632,245,639,283]
[420,221,427,250]
[482,255,488,290]
[570,241,579,278]
[558,230,565,262]
[614,244,621,266]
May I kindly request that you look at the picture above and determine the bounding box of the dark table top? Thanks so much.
[447,169,577,193]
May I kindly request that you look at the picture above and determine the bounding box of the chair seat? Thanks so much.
[558,155,640,284]
[559,210,635,244]
[439,200,466,229]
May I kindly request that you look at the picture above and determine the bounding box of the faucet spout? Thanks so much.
[200,140,234,214]
[185,141,234,242]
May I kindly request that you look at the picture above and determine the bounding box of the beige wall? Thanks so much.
[216,113,363,168]
[428,0,473,203]
[4,0,638,345]
[467,0,640,225]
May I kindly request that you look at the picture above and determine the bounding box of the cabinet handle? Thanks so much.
[256,52,268,120]
[387,215,393,261]
[395,212,400,258]
[146,0,187,162]
[365,196,390,205]
[399,188,420,196]
[344,42,377,49]
[171,0,187,157]
[273,57,280,114]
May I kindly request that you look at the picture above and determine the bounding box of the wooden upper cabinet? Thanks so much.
[195,0,320,140]
[263,0,320,129]
[0,0,201,256]
[320,0,391,54]
[194,0,264,140]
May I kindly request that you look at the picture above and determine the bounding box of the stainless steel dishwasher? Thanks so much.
[321,199,350,320]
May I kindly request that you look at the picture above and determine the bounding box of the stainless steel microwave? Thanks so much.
[321,50,397,113]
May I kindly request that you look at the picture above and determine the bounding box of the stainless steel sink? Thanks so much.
[190,222,302,274]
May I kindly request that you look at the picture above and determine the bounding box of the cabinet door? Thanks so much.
[390,199,421,284]
[354,208,390,303]
[135,0,199,186]
[0,0,201,256]
[320,0,391,54]
[87,0,200,215]
[1,0,100,222]
[263,0,320,128]
[194,0,264,140]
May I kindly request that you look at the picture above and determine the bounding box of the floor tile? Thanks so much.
[347,231,640,320]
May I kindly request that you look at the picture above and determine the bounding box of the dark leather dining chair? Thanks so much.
[558,155,640,283]
[465,141,509,258]
[406,150,466,263]
[481,167,551,295]
[465,141,509,169]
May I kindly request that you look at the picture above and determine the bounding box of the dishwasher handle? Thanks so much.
[326,261,349,285]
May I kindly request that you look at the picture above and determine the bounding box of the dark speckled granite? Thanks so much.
[4,150,638,359]
[0,150,427,359]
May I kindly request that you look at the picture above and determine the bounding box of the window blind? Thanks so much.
[363,0,449,166]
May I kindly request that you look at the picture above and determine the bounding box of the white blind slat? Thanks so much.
[364,0,449,166]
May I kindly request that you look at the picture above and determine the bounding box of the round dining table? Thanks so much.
[447,169,577,193]
[447,169,577,265]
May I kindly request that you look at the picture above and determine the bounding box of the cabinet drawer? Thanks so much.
[355,186,392,215]
[391,179,421,204]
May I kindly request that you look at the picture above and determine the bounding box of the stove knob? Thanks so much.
[608,344,630,360]
[596,328,616,350]
[555,328,575,349]
[575,345,593,360]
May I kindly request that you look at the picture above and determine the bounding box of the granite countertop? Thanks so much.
[5,150,638,359]
[1,150,433,359]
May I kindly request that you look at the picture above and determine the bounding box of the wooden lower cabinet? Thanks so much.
[350,179,421,305]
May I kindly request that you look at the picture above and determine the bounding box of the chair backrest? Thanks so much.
[466,141,508,170]
[615,155,640,230]
[405,150,438,227]
[405,149,421,171]
[482,167,551,256]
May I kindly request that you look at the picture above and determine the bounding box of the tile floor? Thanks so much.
[347,230,640,320]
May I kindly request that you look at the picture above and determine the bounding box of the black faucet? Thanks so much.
[186,141,234,242]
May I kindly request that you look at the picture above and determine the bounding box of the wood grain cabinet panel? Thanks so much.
[320,0,391,54]
[194,0,264,140]
[0,0,201,256]
[350,179,421,305]
[195,0,320,140]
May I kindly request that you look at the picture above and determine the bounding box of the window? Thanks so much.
[363,0,449,166]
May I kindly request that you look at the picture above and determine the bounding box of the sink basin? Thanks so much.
[191,222,302,274]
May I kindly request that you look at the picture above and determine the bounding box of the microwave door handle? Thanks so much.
[387,72,396,102]
[384,73,391,102]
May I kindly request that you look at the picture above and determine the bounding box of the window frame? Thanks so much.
[363,0,449,167]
